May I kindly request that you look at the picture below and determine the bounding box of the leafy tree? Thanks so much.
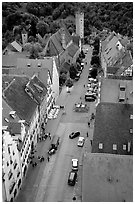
[91,55,100,66]
[36,21,49,37]
[59,72,67,86]
[65,78,73,88]
[69,64,78,79]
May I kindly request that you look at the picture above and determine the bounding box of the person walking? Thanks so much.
[90,139,93,146]
[88,122,90,127]
[87,132,89,137]
[47,156,50,162]
[48,133,51,140]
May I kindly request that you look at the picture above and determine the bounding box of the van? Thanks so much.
[68,171,77,186]
[119,91,126,102]
[119,81,126,91]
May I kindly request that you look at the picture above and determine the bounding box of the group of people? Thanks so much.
[88,113,95,127]
[39,132,51,142]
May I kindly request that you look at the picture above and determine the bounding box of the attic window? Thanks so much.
[99,143,103,149]
[113,144,117,150]
[123,144,126,150]
[130,115,133,120]
[9,111,16,119]
[4,118,9,123]
[38,63,42,68]
[27,63,31,68]
[129,129,133,134]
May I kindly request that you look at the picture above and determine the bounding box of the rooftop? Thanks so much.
[2,52,30,68]
[66,43,79,58]
[3,75,38,123]
[8,122,21,135]
[82,153,133,202]
[2,67,48,88]
[92,103,133,155]
[100,78,133,104]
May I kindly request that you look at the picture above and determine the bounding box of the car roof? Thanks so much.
[78,136,84,140]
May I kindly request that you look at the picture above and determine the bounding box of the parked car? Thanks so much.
[77,137,85,147]
[69,131,80,139]
[68,171,77,186]
[85,96,96,102]
[72,159,78,171]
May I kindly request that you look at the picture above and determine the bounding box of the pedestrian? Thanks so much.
[48,133,51,140]
[87,132,89,137]
[41,156,44,161]
[88,122,90,127]
[84,84,85,88]
[90,140,93,146]
[47,156,50,162]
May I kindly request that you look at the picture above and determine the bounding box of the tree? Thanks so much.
[91,55,100,66]
[69,64,78,79]
[65,78,73,88]
[36,21,49,38]
[59,72,67,86]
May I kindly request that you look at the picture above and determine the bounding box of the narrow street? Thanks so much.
[15,45,95,202]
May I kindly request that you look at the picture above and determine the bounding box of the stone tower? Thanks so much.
[75,11,84,39]
[22,28,28,46]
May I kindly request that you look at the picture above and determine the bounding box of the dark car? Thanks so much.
[69,131,80,139]
[68,171,77,186]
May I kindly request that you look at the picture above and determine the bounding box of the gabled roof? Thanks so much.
[67,43,79,58]
[92,103,133,155]
[3,67,48,88]
[44,22,72,57]
[102,34,125,67]
[25,75,47,104]
[114,51,133,75]
[3,76,38,123]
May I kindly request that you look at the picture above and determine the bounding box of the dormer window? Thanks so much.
[27,63,31,68]
[4,118,9,123]
[129,129,133,134]
[130,114,133,120]
[9,111,16,119]
[38,63,42,68]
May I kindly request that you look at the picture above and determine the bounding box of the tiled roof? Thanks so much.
[2,52,29,68]
[3,76,38,123]
[8,122,21,135]
[17,57,53,78]
[67,43,79,58]
[2,99,21,126]
[107,66,120,75]
[92,103,133,155]
[114,51,133,75]
[100,78,133,104]
[25,75,47,104]
[3,67,48,88]
[44,23,72,56]
[60,62,70,72]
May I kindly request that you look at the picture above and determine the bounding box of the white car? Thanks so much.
[77,137,85,147]
[72,159,78,171]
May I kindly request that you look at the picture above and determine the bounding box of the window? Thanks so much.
[99,143,103,149]
[8,170,13,180]
[113,144,117,150]
[130,129,133,134]
[130,115,133,120]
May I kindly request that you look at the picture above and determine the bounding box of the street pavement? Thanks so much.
[15,45,96,202]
